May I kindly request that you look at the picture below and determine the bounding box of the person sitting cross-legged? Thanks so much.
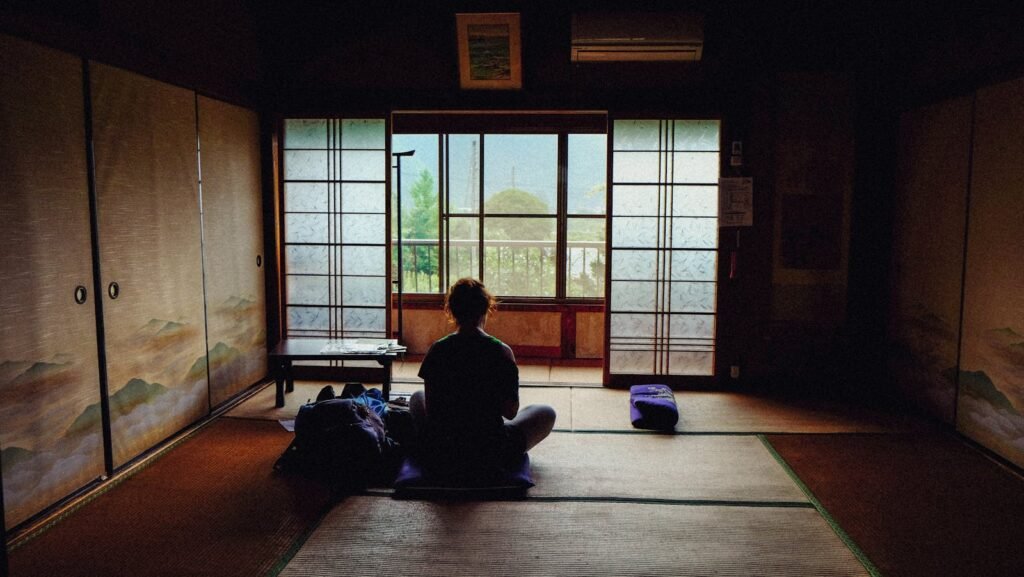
[409,277,556,484]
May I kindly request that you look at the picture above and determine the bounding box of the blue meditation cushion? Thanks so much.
[630,384,679,430]
[393,453,534,500]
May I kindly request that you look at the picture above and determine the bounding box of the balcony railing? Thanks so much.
[393,237,605,297]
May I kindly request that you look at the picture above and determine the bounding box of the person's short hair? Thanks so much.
[444,278,496,328]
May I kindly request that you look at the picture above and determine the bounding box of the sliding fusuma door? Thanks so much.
[0,35,105,529]
[90,64,209,466]
[606,119,720,384]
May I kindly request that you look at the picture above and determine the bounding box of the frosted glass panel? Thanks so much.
[672,186,718,217]
[342,276,386,307]
[670,282,716,313]
[284,150,328,180]
[284,119,327,149]
[610,281,657,311]
[286,245,329,275]
[670,218,718,249]
[611,249,657,280]
[612,216,658,248]
[287,275,329,305]
[340,150,386,181]
[610,350,655,374]
[285,214,328,243]
[288,306,330,331]
[341,119,385,149]
[341,214,385,244]
[612,185,660,216]
[673,120,720,151]
[670,152,719,183]
[670,251,717,281]
[613,151,661,182]
[668,352,714,375]
[285,182,328,213]
[342,246,385,276]
[342,182,385,213]
[613,120,661,150]
[668,314,715,339]
[610,313,656,338]
[343,308,385,333]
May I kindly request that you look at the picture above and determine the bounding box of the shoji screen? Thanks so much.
[0,35,104,528]
[197,96,267,406]
[282,119,389,339]
[90,64,208,466]
[607,120,720,380]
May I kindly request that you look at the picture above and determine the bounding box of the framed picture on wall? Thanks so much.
[456,13,522,90]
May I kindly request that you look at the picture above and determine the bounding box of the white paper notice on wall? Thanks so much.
[719,177,754,227]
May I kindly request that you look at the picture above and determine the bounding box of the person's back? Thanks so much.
[410,278,556,483]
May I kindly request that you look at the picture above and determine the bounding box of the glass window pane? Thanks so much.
[342,276,387,307]
[613,120,661,151]
[566,217,606,298]
[613,151,661,183]
[611,249,657,281]
[672,186,718,217]
[283,150,327,180]
[670,217,718,249]
[448,134,480,214]
[610,281,656,311]
[448,216,479,285]
[483,216,556,297]
[287,306,329,331]
[342,308,385,334]
[612,216,658,248]
[669,313,715,339]
[286,275,329,305]
[286,245,329,275]
[670,281,716,313]
[668,351,714,376]
[609,313,655,337]
[285,214,327,244]
[342,182,385,213]
[609,350,655,374]
[285,182,328,213]
[341,214,384,245]
[669,250,717,281]
[673,120,720,151]
[284,119,327,149]
[341,119,385,149]
[611,185,660,216]
[484,134,557,215]
[340,150,385,181]
[394,243,440,294]
[342,246,385,276]
[568,134,607,215]
[670,152,719,183]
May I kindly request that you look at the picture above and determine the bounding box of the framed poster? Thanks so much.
[456,13,522,90]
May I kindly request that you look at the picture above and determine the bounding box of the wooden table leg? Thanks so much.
[275,358,286,408]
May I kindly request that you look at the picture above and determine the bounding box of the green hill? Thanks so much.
[1,446,34,473]
[959,370,1017,413]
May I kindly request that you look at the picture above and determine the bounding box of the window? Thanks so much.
[392,129,607,299]
[282,118,388,339]
[607,119,720,377]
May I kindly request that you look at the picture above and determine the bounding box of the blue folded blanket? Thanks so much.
[630,384,679,430]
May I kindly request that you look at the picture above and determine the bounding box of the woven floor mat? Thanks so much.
[528,432,807,503]
[279,497,868,577]
[572,387,928,433]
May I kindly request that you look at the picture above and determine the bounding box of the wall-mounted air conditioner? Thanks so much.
[571,11,704,62]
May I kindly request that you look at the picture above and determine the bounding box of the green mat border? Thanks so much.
[758,434,883,577]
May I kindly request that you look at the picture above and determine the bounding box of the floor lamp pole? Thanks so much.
[392,150,415,346]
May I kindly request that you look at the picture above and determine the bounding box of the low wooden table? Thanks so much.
[269,338,398,408]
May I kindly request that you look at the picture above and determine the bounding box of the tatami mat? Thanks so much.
[279,497,868,577]
[529,432,807,503]
[572,387,923,433]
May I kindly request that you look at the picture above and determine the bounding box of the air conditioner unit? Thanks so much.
[571,11,704,62]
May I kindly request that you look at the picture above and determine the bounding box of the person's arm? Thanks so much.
[499,342,519,419]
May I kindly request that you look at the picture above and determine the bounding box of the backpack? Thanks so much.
[274,397,396,492]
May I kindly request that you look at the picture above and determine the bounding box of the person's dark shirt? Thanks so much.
[417,330,518,468]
